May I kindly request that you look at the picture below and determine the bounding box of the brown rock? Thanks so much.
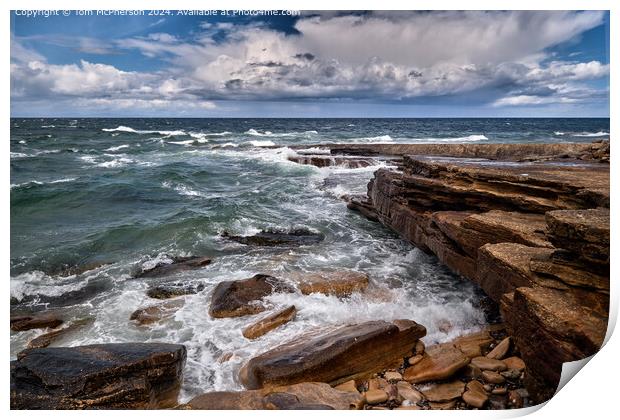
[10,314,63,332]
[133,256,212,278]
[403,343,469,383]
[421,380,465,402]
[209,274,294,318]
[27,318,92,349]
[502,356,526,371]
[186,382,364,410]
[462,364,483,380]
[486,337,510,359]
[239,320,426,389]
[288,155,378,169]
[384,371,402,382]
[397,384,423,403]
[130,299,184,325]
[11,343,186,409]
[467,380,486,394]
[470,357,507,372]
[367,377,388,390]
[415,340,425,355]
[454,330,494,358]
[364,389,388,404]
[408,355,423,365]
[222,228,324,247]
[462,390,488,408]
[334,380,359,394]
[242,306,297,339]
[508,389,526,408]
[429,400,457,410]
[492,387,507,395]
[294,271,369,297]
[482,370,505,384]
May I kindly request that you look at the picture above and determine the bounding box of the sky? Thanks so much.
[10,10,610,117]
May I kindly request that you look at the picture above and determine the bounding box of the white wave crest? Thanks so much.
[102,126,186,136]
[11,177,77,189]
[104,144,130,152]
[574,131,609,137]
[246,140,276,147]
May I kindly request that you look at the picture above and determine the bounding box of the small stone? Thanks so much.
[217,352,233,363]
[242,305,297,339]
[384,371,402,382]
[482,370,506,384]
[421,380,465,402]
[397,384,423,403]
[508,390,524,408]
[471,357,507,371]
[492,387,507,395]
[463,364,482,380]
[367,378,388,391]
[385,384,400,402]
[466,380,486,395]
[483,384,493,392]
[335,380,359,394]
[488,395,508,410]
[462,390,488,408]
[437,319,453,333]
[408,355,423,365]
[486,337,510,359]
[415,340,425,355]
[502,356,526,371]
[429,400,457,410]
[404,343,469,383]
[364,389,388,404]
[500,369,521,380]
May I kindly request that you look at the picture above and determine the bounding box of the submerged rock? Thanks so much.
[288,155,378,168]
[133,256,212,278]
[130,299,185,325]
[222,228,324,247]
[11,342,186,409]
[239,319,426,390]
[209,274,294,318]
[293,271,369,297]
[242,305,297,339]
[146,283,204,299]
[185,382,364,410]
[27,318,93,349]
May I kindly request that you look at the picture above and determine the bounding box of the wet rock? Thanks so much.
[462,364,483,380]
[421,380,465,402]
[130,299,184,325]
[27,318,93,349]
[239,320,426,389]
[364,389,388,404]
[222,228,324,247]
[294,271,369,297]
[11,343,186,409]
[463,381,488,409]
[403,343,469,383]
[408,355,423,365]
[501,369,521,380]
[508,389,527,408]
[10,314,63,332]
[470,357,507,372]
[492,387,507,395]
[209,274,294,318]
[429,400,457,410]
[242,306,297,339]
[133,256,212,278]
[288,155,378,169]
[486,337,510,359]
[345,195,379,222]
[146,283,204,299]
[185,382,364,410]
[453,330,494,358]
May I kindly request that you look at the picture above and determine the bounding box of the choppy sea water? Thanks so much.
[10,118,609,400]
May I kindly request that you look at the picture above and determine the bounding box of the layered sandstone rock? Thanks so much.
[287,155,380,168]
[11,343,186,409]
[293,271,369,297]
[239,320,426,390]
[242,306,297,339]
[345,144,609,403]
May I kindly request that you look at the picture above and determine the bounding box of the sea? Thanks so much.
[10,117,610,400]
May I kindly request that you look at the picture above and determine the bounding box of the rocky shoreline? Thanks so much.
[10,140,609,410]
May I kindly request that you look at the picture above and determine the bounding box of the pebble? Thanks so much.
[462,390,488,408]
[486,337,510,359]
[367,378,388,391]
[471,357,507,371]
[502,356,526,371]
[429,400,457,410]
[397,384,424,403]
[466,380,486,395]
[364,389,389,405]
[408,355,424,366]
[501,369,521,380]
[415,340,425,355]
[384,371,402,382]
[492,387,507,395]
[335,380,359,393]
[482,370,506,384]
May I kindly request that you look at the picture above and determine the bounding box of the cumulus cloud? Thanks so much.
[10,11,609,113]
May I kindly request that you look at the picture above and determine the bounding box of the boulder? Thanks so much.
[11,343,186,409]
[130,299,185,325]
[185,382,364,410]
[222,228,324,247]
[27,318,93,349]
[209,274,294,318]
[239,320,426,389]
[403,343,469,383]
[486,337,510,359]
[133,256,212,278]
[294,271,369,297]
[242,306,297,339]
[288,155,378,169]
[147,284,204,299]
